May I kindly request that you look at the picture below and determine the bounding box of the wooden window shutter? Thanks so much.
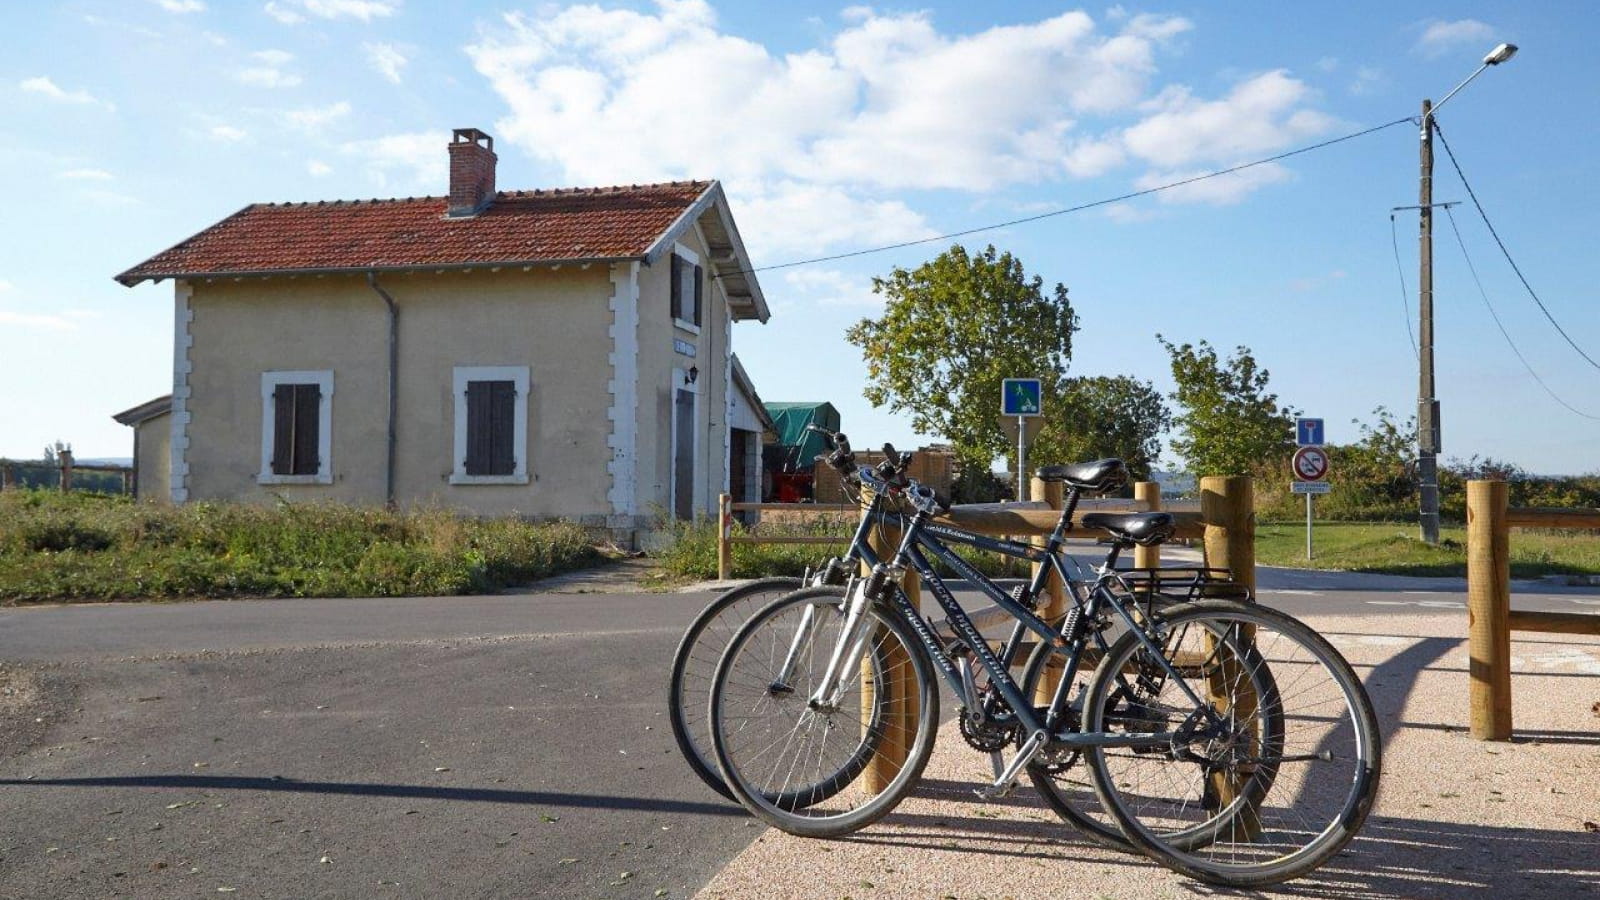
[291,383,321,475]
[465,380,517,476]
[271,384,295,475]
[693,263,703,326]
[489,381,516,475]
[670,254,684,321]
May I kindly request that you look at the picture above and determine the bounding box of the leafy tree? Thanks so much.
[846,244,1078,468]
[1159,336,1298,477]
[1031,375,1170,483]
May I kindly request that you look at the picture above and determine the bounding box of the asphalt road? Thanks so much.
[2,568,1595,899]
[0,589,758,900]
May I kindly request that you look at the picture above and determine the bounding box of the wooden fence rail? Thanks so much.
[1466,479,1600,740]
[0,450,134,495]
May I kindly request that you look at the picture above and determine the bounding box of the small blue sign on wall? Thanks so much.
[1296,417,1325,447]
[1002,378,1042,417]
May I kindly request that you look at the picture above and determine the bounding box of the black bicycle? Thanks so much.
[706,459,1381,887]
[670,431,1253,852]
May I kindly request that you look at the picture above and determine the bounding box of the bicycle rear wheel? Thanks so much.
[1084,600,1380,887]
[668,577,803,800]
[709,586,938,838]
[1022,602,1282,854]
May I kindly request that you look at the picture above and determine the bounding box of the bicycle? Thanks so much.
[670,430,1239,851]
[707,461,1381,886]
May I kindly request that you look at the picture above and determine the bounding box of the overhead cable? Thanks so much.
[1443,205,1600,420]
[1433,122,1600,373]
[716,116,1417,278]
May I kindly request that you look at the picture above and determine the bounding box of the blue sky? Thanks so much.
[3,1,1597,475]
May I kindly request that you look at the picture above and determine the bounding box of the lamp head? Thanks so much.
[1484,43,1518,65]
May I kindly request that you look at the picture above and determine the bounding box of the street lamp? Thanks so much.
[1415,42,1518,545]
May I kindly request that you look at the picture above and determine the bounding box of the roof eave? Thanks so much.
[115,255,643,287]
[640,181,769,324]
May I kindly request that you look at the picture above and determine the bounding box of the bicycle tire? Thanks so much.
[668,577,804,800]
[1021,600,1283,854]
[1084,600,1380,887]
[709,586,939,838]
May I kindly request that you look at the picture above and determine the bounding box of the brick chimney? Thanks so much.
[447,128,497,217]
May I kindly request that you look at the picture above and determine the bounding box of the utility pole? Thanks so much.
[1417,98,1441,545]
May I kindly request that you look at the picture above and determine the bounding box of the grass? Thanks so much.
[649,516,1029,585]
[1255,521,1600,578]
[0,489,605,604]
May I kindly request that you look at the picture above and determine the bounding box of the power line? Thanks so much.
[1388,213,1419,358]
[718,116,1417,278]
[1432,122,1600,373]
[1443,205,1600,420]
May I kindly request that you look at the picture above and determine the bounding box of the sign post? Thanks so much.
[1002,378,1042,500]
[1291,442,1331,560]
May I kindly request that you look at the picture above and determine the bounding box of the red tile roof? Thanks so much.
[116,181,713,285]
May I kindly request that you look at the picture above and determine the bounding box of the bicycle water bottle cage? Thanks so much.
[1034,459,1127,494]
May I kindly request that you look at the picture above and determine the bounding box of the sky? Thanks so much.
[2,0,1598,475]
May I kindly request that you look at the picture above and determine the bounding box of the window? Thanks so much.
[259,370,333,485]
[452,366,530,485]
[670,244,702,329]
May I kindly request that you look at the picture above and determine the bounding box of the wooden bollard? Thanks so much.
[59,450,74,493]
[1200,475,1259,839]
[1031,476,1067,705]
[1467,480,1513,740]
[1134,480,1161,569]
[717,492,732,581]
[861,492,919,794]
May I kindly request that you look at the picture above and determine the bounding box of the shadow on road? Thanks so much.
[0,774,745,817]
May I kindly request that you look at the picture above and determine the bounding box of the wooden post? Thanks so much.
[861,490,919,794]
[1467,480,1513,740]
[1031,476,1066,704]
[717,492,732,581]
[0,461,10,491]
[1199,475,1259,839]
[122,469,135,497]
[1134,480,1161,569]
[59,449,74,493]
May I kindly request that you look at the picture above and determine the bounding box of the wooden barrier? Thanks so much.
[1466,479,1600,741]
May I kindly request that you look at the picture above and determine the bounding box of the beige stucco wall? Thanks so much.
[633,225,731,522]
[181,267,618,518]
[134,411,171,503]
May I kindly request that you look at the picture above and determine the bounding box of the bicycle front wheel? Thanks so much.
[1084,600,1380,887]
[668,577,804,800]
[709,586,938,838]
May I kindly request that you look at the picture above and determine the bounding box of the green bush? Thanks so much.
[0,490,603,604]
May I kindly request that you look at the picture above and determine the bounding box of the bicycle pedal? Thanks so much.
[973,780,1018,802]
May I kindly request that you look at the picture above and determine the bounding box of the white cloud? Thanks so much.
[264,0,398,22]
[1134,162,1292,206]
[0,279,12,293]
[1316,56,1339,73]
[1350,66,1383,96]
[60,168,114,180]
[237,49,301,88]
[1416,19,1494,58]
[264,1,304,24]
[307,160,333,176]
[154,0,206,12]
[1123,70,1334,170]
[364,42,408,83]
[20,76,100,105]
[463,3,1327,253]
[284,101,352,129]
[782,268,881,308]
[0,310,78,331]
[210,124,248,141]
[340,131,439,191]
[467,3,1192,193]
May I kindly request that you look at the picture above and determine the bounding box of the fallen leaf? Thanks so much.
[540,814,559,823]
[320,855,332,865]
[217,889,237,894]
[434,767,451,773]
[1584,821,1599,833]
[557,858,579,866]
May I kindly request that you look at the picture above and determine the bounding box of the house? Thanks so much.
[114,128,770,542]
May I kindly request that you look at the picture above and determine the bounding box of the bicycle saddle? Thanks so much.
[1034,459,1127,493]
[1081,512,1175,547]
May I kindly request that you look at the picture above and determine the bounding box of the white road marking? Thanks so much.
[1366,599,1466,609]
[1260,589,1322,596]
